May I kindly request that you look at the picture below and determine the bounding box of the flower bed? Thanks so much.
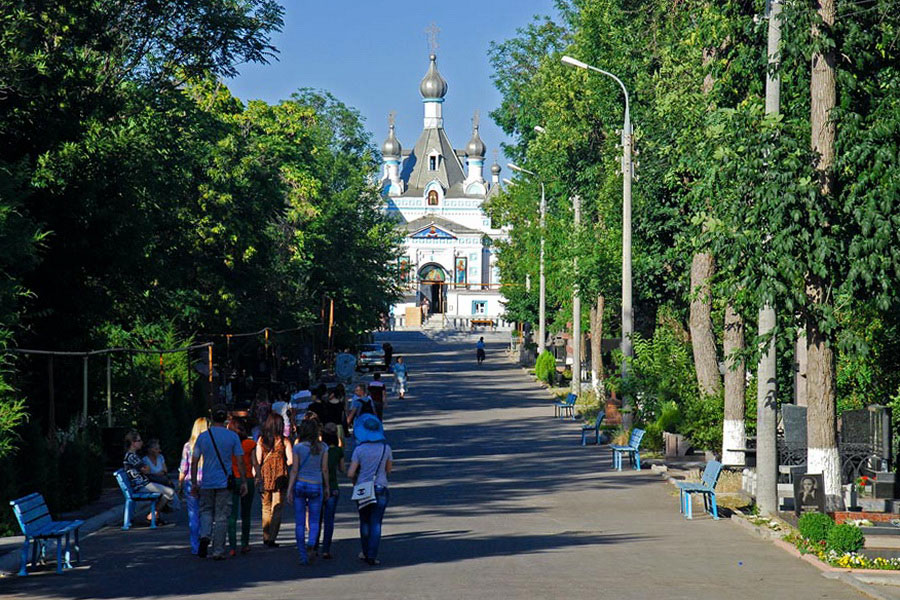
[785,533,900,570]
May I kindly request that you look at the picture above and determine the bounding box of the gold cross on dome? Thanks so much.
[426,22,440,53]
[388,111,396,127]
[473,109,480,129]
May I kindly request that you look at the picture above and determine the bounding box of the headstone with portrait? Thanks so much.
[794,473,826,515]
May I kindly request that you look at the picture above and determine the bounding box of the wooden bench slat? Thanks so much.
[19,506,51,523]
[12,495,46,514]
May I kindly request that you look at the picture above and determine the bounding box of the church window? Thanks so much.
[429,156,437,170]
[427,190,439,206]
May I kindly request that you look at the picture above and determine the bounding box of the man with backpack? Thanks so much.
[347,383,377,425]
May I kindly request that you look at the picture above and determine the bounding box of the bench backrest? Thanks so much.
[114,468,135,499]
[594,411,606,431]
[10,493,52,536]
[566,393,577,406]
[629,428,646,449]
[701,460,723,489]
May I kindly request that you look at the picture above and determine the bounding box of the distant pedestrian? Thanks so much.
[286,420,329,565]
[368,373,386,420]
[320,422,345,559]
[191,405,247,560]
[256,412,292,548]
[227,418,259,556]
[391,356,408,399]
[178,417,208,555]
[123,431,176,525]
[348,414,393,566]
[382,342,393,368]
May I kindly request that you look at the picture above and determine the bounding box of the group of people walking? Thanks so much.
[122,373,399,567]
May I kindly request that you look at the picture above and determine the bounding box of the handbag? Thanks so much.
[208,428,236,491]
[352,443,386,509]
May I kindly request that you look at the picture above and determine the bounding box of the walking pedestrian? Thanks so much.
[320,422,345,559]
[348,414,393,566]
[368,373,386,421]
[123,431,176,524]
[256,412,292,548]
[286,419,329,565]
[178,417,208,554]
[391,356,408,399]
[227,417,258,556]
[347,383,376,425]
[191,405,247,560]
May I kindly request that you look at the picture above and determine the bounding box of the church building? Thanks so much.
[381,53,508,327]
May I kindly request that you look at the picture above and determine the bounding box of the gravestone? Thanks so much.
[782,404,807,446]
[841,408,870,444]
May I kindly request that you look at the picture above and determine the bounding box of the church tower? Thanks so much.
[380,46,507,329]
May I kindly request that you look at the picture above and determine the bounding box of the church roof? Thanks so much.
[398,127,468,196]
[404,215,482,236]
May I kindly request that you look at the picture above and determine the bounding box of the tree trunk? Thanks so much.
[807,277,841,509]
[689,252,721,397]
[722,305,746,465]
[807,0,842,510]
[590,294,605,395]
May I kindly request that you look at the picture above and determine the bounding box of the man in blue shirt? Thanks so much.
[347,383,377,424]
[191,405,247,559]
[476,337,486,365]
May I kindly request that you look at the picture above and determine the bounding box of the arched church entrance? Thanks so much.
[418,263,447,314]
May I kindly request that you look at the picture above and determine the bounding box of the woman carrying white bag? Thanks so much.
[347,414,393,566]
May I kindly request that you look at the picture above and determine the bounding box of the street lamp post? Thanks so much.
[562,56,633,421]
[508,163,546,354]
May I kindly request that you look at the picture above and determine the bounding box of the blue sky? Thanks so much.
[226,0,560,169]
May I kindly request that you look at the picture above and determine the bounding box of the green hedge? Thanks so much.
[535,351,556,385]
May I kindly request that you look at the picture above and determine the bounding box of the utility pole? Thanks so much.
[756,0,781,516]
[572,194,582,396]
[538,182,547,354]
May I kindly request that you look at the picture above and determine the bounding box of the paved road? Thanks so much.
[2,331,863,599]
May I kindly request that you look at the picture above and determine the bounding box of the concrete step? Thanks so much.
[864,535,900,550]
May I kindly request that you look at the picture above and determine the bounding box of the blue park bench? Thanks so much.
[554,393,577,420]
[9,493,83,576]
[581,411,606,446]
[676,460,723,520]
[610,428,645,471]
[114,468,161,530]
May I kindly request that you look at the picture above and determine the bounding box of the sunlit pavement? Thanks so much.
[1,330,863,599]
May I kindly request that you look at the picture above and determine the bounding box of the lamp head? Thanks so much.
[502,178,515,186]
[561,55,588,69]
[534,125,546,134]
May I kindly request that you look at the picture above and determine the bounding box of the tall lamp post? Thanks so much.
[508,163,546,354]
[562,56,633,417]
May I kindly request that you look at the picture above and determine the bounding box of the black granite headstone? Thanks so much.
[841,408,870,444]
[782,404,807,446]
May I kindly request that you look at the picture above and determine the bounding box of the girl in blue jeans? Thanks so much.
[287,420,329,565]
[178,417,208,554]
[348,414,393,566]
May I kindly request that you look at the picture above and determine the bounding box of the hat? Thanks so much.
[354,414,385,443]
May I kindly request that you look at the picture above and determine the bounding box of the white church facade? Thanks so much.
[381,53,509,328]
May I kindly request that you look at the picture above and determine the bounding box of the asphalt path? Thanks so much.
[1,330,863,599]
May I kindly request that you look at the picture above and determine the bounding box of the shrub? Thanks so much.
[535,351,556,385]
[798,512,835,543]
[827,523,865,553]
